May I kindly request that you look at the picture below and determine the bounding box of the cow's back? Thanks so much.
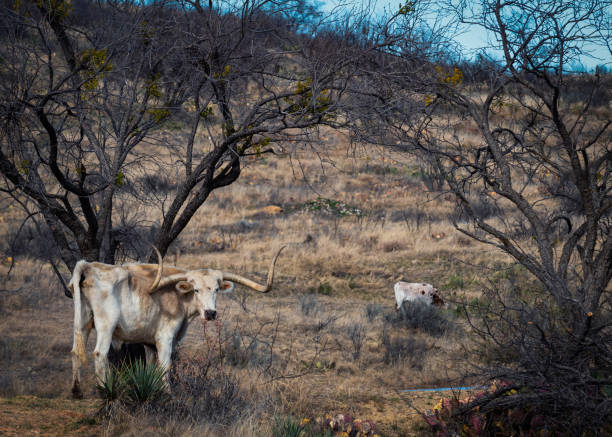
[394,281,435,307]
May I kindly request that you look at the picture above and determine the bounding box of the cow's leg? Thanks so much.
[71,309,93,399]
[144,344,157,365]
[93,330,113,384]
[155,336,174,389]
[111,339,123,352]
[92,317,117,385]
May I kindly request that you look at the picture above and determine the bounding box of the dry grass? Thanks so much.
[0,129,521,435]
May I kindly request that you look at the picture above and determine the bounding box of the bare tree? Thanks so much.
[354,0,611,431]
[0,0,352,283]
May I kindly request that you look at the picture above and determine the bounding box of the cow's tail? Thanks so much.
[70,260,88,365]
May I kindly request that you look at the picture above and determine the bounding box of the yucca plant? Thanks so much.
[96,366,126,403]
[271,416,304,437]
[121,359,167,405]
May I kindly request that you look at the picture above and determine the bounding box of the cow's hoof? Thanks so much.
[72,384,83,399]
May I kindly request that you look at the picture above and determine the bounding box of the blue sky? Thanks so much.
[452,22,611,71]
[322,0,612,71]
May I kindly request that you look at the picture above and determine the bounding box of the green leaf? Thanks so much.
[115,171,125,187]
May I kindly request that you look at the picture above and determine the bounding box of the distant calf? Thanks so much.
[394,281,445,309]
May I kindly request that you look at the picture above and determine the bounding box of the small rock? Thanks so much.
[261,205,283,215]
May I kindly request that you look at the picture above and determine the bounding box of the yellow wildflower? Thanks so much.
[433,399,444,412]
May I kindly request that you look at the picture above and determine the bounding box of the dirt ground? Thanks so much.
[0,396,99,436]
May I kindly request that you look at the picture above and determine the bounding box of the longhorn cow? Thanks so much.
[69,247,284,398]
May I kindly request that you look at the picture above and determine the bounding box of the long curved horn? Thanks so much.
[147,246,164,294]
[221,246,286,293]
[152,273,189,292]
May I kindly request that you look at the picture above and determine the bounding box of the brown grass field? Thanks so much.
[0,127,521,436]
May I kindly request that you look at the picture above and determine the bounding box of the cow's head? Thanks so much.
[147,246,286,320]
[175,270,234,321]
[431,289,445,307]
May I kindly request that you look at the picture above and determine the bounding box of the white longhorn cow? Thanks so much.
[69,247,284,398]
[394,281,445,310]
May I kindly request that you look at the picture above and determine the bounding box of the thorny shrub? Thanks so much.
[365,303,383,322]
[345,323,365,361]
[390,300,453,337]
[160,353,246,425]
[421,381,612,436]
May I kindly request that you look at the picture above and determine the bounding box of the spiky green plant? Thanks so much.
[96,366,125,402]
[121,359,167,404]
[271,416,304,437]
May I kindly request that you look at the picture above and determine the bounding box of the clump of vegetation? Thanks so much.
[271,416,305,437]
[445,274,464,289]
[316,282,333,295]
[365,303,383,322]
[380,328,428,368]
[271,414,378,437]
[96,352,246,427]
[421,382,612,437]
[299,293,320,316]
[96,360,167,410]
[161,354,245,425]
[222,329,272,369]
[96,367,126,403]
[388,300,453,337]
[301,197,363,217]
[345,323,365,361]
[121,359,167,405]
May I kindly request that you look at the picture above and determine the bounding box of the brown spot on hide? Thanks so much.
[81,278,94,288]
[128,264,186,280]
[158,291,181,318]
[128,264,187,296]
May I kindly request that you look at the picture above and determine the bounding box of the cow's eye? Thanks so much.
[194,289,200,293]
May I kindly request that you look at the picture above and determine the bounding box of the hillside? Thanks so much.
[0,127,519,435]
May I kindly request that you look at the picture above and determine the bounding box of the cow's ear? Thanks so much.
[219,280,234,294]
[176,281,194,294]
